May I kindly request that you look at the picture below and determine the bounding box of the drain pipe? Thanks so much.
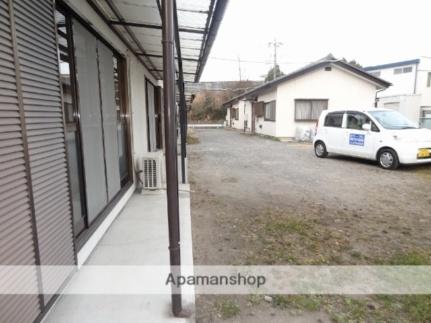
[374,88,386,108]
[162,0,182,317]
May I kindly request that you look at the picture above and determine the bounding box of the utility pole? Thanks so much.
[237,56,242,81]
[268,38,283,80]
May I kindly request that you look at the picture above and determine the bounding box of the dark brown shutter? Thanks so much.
[0,0,42,322]
[13,0,75,304]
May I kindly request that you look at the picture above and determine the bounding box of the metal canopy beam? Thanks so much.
[104,0,162,79]
[138,53,199,62]
[87,0,158,79]
[109,20,206,34]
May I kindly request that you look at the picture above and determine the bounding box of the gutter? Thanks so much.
[195,0,230,82]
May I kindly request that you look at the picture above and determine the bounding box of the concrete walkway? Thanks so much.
[43,187,195,323]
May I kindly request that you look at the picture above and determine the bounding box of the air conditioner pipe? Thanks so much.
[162,0,182,317]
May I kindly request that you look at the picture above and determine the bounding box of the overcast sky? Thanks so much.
[200,0,431,82]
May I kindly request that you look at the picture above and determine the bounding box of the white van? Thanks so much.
[313,108,431,169]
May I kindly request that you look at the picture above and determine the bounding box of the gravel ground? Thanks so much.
[188,129,431,322]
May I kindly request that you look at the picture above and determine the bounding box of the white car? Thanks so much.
[313,108,431,169]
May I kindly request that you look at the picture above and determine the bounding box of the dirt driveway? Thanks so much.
[188,129,431,323]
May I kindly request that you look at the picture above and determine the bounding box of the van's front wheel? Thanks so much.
[315,141,328,158]
[378,148,399,170]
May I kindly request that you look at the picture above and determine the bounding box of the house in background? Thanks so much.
[364,57,431,128]
[224,55,390,140]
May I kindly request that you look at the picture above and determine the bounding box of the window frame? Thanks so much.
[231,107,238,121]
[294,99,328,122]
[324,112,344,128]
[346,111,380,132]
[114,54,133,187]
[264,100,276,122]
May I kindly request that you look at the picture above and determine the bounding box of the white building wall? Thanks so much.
[416,57,431,107]
[230,100,250,131]
[373,64,417,97]
[255,90,277,136]
[372,57,431,124]
[276,66,377,138]
[225,107,231,126]
[243,101,252,132]
[129,57,150,161]
[378,95,422,124]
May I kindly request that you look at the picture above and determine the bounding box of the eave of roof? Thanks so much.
[87,0,228,88]
[223,56,392,107]
[364,59,420,71]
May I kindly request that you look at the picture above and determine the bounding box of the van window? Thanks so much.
[346,112,379,132]
[324,112,344,128]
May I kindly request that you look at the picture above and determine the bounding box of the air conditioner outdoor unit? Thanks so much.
[138,152,164,190]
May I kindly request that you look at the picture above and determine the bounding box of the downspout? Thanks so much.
[413,62,419,94]
[162,0,183,317]
[374,88,386,108]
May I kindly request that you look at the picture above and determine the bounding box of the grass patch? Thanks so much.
[186,130,200,145]
[215,298,240,319]
[387,250,431,265]
[272,295,322,312]
[402,295,431,322]
[244,208,351,265]
[247,294,263,306]
[327,295,431,323]
[264,219,310,236]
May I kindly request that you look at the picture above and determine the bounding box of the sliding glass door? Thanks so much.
[55,5,132,238]
[56,9,87,235]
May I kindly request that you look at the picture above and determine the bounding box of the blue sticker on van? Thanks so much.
[349,134,365,146]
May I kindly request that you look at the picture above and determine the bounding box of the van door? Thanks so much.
[344,111,379,159]
[323,112,346,153]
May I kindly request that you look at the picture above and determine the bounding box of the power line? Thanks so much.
[208,56,310,65]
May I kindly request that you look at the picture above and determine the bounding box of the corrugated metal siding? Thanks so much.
[0,0,42,322]
[13,0,75,305]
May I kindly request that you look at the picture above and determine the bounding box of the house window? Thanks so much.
[295,99,328,121]
[264,101,276,121]
[427,72,431,87]
[324,112,344,128]
[232,108,238,120]
[394,68,403,74]
[370,71,381,77]
[394,66,412,74]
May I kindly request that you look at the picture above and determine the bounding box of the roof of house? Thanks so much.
[223,54,392,106]
[364,59,420,71]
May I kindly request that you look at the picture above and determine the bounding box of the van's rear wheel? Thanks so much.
[315,141,328,158]
[378,148,399,170]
